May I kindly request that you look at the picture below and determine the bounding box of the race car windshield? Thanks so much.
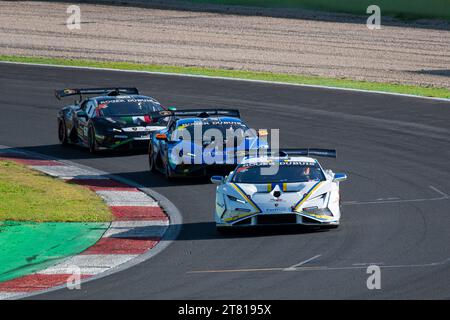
[174,121,256,139]
[99,100,163,116]
[232,162,325,183]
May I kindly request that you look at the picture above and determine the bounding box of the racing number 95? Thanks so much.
[222,304,271,315]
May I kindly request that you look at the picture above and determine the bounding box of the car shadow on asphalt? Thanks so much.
[9,144,148,161]
[110,222,331,241]
[175,222,331,240]
[116,170,212,188]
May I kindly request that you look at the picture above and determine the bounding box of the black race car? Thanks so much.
[56,87,168,153]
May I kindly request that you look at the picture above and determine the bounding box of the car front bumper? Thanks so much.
[216,213,339,228]
[99,134,150,150]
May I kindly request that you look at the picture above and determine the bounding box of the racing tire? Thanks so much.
[58,119,68,145]
[88,126,98,154]
[164,160,174,181]
[148,145,157,173]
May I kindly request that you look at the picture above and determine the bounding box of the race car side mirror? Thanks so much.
[155,133,168,141]
[333,173,347,182]
[258,129,268,137]
[167,106,177,111]
[211,176,224,184]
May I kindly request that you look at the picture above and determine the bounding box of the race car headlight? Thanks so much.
[302,207,333,216]
[308,193,327,201]
[227,194,247,204]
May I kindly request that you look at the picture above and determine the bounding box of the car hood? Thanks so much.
[173,137,268,164]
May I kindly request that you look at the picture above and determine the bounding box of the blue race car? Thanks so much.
[147,109,268,179]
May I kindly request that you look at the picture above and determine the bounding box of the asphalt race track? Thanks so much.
[1,63,450,299]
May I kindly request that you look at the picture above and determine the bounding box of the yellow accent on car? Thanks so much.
[294,182,323,212]
[230,183,261,213]
[303,213,334,221]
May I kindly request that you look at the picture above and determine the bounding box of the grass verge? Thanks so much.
[0,160,112,222]
[0,221,109,282]
[1,55,449,100]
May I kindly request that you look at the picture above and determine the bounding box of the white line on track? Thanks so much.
[429,185,450,198]
[187,257,450,274]
[187,267,286,274]
[352,262,384,266]
[284,255,322,271]
[343,185,449,206]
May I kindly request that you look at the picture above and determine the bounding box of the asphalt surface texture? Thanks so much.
[1,63,450,299]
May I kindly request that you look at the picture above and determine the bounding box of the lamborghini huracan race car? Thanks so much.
[56,87,168,153]
[211,149,347,231]
[148,109,269,179]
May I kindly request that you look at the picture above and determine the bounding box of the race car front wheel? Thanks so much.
[164,160,174,181]
[58,119,68,145]
[88,126,98,154]
[148,145,157,173]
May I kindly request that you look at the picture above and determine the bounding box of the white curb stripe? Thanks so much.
[37,254,138,275]
[96,190,159,207]
[103,221,169,239]
[0,146,176,300]
[0,292,25,299]
[30,165,102,179]
[60,175,111,181]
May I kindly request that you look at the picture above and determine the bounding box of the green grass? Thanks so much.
[0,221,109,282]
[0,160,112,222]
[184,0,450,21]
[1,55,449,99]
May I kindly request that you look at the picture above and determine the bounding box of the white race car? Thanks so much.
[211,149,347,231]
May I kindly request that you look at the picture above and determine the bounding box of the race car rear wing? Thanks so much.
[149,109,241,121]
[55,87,139,100]
[245,148,337,158]
[279,148,337,158]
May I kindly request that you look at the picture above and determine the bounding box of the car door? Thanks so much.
[76,99,96,144]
